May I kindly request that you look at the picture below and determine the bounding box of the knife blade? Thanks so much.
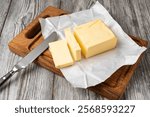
[0,32,57,86]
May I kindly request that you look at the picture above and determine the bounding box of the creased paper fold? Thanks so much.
[39,1,147,88]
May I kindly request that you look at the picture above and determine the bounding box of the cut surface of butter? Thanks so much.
[64,28,81,61]
[49,40,74,69]
[74,19,117,58]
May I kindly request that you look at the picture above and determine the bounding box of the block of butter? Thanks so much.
[49,40,74,69]
[64,28,81,61]
[74,19,117,58]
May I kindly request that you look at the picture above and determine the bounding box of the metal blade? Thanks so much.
[15,32,57,70]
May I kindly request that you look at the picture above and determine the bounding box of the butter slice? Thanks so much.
[49,40,74,69]
[74,19,117,58]
[64,28,81,61]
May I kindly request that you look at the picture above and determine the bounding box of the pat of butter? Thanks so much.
[64,28,81,61]
[49,40,74,69]
[74,19,117,58]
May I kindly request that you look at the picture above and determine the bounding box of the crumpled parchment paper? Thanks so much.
[39,1,147,88]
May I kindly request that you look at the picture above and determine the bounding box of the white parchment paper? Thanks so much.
[39,1,147,88]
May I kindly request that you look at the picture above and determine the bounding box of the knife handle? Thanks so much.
[0,70,16,86]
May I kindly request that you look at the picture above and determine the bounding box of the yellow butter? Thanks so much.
[64,28,81,61]
[49,40,74,69]
[74,19,117,58]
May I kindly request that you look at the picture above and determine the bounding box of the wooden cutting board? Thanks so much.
[8,6,148,100]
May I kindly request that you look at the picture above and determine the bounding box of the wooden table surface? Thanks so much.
[0,0,150,100]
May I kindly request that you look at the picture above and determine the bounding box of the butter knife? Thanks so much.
[0,32,57,86]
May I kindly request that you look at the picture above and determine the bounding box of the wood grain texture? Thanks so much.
[8,6,148,99]
[0,0,150,100]
[0,0,58,100]
[0,0,12,35]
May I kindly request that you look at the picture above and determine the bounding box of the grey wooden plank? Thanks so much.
[0,0,12,35]
[53,75,89,100]
[122,0,150,100]
[97,0,150,100]
[0,0,59,100]
[0,0,150,100]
